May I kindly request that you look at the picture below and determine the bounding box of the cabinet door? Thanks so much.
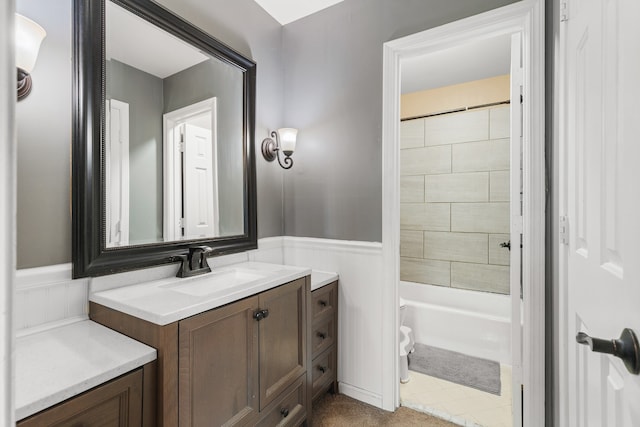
[179,296,260,427]
[17,369,143,427]
[258,278,307,410]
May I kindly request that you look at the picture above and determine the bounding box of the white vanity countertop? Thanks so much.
[15,320,156,421]
[310,270,339,291]
[90,262,312,325]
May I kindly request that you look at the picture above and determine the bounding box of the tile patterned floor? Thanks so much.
[400,364,513,427]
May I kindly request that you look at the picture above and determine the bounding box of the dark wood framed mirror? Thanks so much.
[72,0,257,278]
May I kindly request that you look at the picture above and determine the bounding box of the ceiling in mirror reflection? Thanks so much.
[106,2,208,78]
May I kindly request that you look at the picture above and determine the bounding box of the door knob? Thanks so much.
[576,328,640,375]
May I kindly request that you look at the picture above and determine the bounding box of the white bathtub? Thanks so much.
[400,281,512,364]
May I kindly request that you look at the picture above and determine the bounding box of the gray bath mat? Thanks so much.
[408,343,501,395]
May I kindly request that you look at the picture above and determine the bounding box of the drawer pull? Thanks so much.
[281,408,289,418]
[318,300,328,307]
[317,331,326,339]
[253,309,269,321]
[318,365,327,373]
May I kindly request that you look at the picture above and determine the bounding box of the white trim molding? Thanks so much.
[15,264,89,336]
[382,0,546,422]
[0,2,15,424]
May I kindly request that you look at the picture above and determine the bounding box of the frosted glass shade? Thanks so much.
[16,14,46,73]
[278,128,297,155]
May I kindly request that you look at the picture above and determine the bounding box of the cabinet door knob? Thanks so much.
[318,365,327,373]
[253,309,269,321]
[317,331,326,339]
[280,408,289,418]
[318,300,327,307]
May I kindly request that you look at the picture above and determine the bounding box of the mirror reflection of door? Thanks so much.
[163,98,219,241]
[105,99,130,247]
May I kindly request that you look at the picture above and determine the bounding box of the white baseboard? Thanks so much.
[339,382,383,409]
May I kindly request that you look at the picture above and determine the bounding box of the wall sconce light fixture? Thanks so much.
[261,128,298,170]
[16,14,46,101]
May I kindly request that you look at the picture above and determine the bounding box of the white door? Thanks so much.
[182,123,215,239]
[105,99,129,247]
[563,0,640,425]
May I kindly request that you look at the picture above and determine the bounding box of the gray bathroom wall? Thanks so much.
[15,0,284,268]
[281,0,520,242]
[163,59,244,236]
[16,0,72,268]
[107,59,164,245]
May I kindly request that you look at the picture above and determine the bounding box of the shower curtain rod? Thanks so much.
[401,99,510,122]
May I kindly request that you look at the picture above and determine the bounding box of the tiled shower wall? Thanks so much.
[399,105,511,294]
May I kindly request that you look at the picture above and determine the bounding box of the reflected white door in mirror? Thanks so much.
[106,99,130,247]
[163,98,219,242]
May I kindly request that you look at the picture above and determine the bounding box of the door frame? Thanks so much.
[380,0,546,423]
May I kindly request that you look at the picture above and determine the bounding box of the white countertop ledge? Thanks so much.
[16,320,156,421]
[90,262,312,325]
[310,270,339,291]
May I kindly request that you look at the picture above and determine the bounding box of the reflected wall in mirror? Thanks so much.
[104,1,244,247]
[73,0,257,277]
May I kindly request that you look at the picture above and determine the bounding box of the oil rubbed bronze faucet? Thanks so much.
[176,246,213,278]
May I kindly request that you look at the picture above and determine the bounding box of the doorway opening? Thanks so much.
[397,33,518,426]
[380,1,545,425]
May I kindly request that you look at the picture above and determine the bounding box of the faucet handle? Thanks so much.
[188,246,213,271]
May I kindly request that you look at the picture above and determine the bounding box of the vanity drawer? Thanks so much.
[311,281,337,322]
[311,315,335,358]
[311,347,336,401]
[257,375,306,427]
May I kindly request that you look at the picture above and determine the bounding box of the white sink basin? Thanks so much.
[90,262,312,325]
[160,269,269,297]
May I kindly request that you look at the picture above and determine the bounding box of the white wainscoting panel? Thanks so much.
[16,237,385,408]
[282,237,385,407]
[15,264,89,336]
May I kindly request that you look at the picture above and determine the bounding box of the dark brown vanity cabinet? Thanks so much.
[91,276,309,427]
[178,277,307,426]
[17,367,150,427]
[309,281,338,402]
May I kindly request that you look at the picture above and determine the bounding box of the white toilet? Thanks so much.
[399,297,415,383]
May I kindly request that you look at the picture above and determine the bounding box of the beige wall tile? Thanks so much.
[401,119,425,149]
[451,202,509,233]
[424,109,489,146]
[451,262,510,294]
[489,106,510,139]
[400,203,450,231]
[401,176,425,203]
[490,170,510,202]
[401,258,451,287]
[424,231,488,263]
[401,145,452,175]
[425,172,489,202]
[401,230,423,258]
[451,138,510,172]
[489,234,511,266]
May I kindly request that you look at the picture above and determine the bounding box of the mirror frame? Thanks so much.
[72,0,257,278]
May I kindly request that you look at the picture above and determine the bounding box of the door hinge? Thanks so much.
[560,216,569,245]
[179,218,185,228]
[178,142,185,152]
[560,0,569,22]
